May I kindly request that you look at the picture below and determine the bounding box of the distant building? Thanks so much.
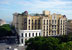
[0,19,6,26]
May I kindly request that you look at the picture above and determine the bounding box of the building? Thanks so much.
[13,10,67,36]
[0,19,6,26]
[67,20,72,35]
[19,30,42,46]
[43,10,50,15]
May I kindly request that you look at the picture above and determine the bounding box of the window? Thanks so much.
[36,33,37,36]
[61,20,62,24]
[21,39,23,43]
[63,26,64,30]
[29,33,30,37]
[25,33,27,37]
[52,31,53,34]
[55,25,56,29]
[55,31,56,34]
[35,20,37,24]
[49,20,51,24]
[55,20,56,24]
[52,25,53,29]
[38,26,40,29]
[32,33,34,37]
[38,20,40,25]
[61,28,62,30]
[44,20,45,24]
[47,20,48,25]
[39,33,40,36]
[29,19,30,24]
[49,33,50,35]
[47,26,48,30]
[29,26,30,30]
[32,19,33,22]
[61,31,62,34]
[32,26,33,30]
[21,33,23,37]
[43,32,45,36]
[63,31,64,33]
[32,19,33,25]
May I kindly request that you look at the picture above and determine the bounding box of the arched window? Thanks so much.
[39,33,40,36]
[21,33,23,37]
[25,33,27,37]
[29,33,30,37]
[32,33,34,37]
[44,20,45,24]
[29,19,30,24]
[35,20,37,24]
[47,20,48,25]
[36,33,37,36]
[32,19,33,25]
[21,39,23,43]
[29,26,30,30]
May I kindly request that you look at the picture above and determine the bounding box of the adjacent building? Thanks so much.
[67,20,72,35]
[0,19,6,26]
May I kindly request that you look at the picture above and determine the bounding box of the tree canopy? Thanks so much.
[0,24,16,37]
[26,36,72,50]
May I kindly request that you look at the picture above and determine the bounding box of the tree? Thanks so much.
[0,24,16,37]
[60,41,72,50]
[26,36,72,50]
[26,37,60,50]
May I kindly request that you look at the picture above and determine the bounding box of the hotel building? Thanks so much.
[13,10,67,36]
[13,10,67,46]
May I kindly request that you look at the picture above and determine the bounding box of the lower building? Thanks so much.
[19,30,42,46]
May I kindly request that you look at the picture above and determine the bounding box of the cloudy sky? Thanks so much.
[0,0,72,23]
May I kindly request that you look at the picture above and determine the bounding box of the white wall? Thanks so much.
[19,30,42,46]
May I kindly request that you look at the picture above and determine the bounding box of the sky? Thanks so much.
[0,0,72,23]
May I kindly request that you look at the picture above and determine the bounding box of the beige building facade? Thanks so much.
[13,10,67,36]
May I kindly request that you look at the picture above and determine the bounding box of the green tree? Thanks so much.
[60,41,72,50]
[26,37,60,50]
[0,24,16,37]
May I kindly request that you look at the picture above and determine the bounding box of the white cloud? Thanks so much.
[17,0,72,9]
[0,0,72,19]
[16,0,72,19]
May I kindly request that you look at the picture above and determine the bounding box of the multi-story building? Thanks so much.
[13,10,67,46]
[0,19,6,26]
[13,10,67,37]
[67,20,72,35]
